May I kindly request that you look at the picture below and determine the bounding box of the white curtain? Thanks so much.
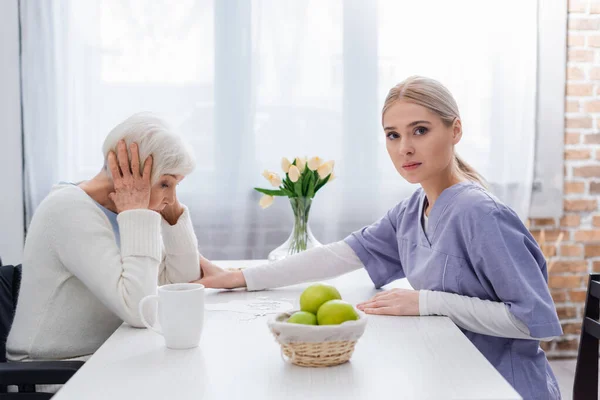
[21,0,538,259]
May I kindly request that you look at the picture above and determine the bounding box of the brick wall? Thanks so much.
[528,0,600,358]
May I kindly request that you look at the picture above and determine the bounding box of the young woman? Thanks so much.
[7,113,201,362]
[196,76,562,400]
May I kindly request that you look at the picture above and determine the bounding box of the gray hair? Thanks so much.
[102,112,196,184]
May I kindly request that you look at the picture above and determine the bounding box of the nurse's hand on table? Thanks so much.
[192,256,247,289]
[356,288,420,316]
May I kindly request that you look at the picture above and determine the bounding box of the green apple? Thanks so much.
[299,283,342,315]
[287,311,317,325]
[317,300,359,325]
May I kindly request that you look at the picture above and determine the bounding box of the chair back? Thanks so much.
[0,264,22,364]
[573,274,600,400]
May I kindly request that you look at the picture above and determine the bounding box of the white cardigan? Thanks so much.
[7,183,201,361]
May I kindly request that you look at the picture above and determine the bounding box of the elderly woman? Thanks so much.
[7,113,201,361]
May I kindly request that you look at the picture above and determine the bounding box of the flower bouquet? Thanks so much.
[255,157,335,261]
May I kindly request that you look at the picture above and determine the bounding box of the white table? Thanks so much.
[53,260,521,400]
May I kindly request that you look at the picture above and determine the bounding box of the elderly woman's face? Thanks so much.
[149,174,185,212]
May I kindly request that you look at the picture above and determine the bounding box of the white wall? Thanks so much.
[0,0,24,265]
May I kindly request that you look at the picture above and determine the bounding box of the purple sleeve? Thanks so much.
[467,208,562,338]
[344,205,404,289]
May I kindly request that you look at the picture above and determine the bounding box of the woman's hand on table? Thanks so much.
[357,288,420,316]
[192,256,246,289]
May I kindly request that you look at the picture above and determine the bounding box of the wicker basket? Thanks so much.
[267,309,368,368]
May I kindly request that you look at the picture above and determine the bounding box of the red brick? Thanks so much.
[585,101,600,113]
[585,244,600,257]
[564,199,598,212]
[573,166,600,177]
[550,260,588,273]
[566,149,591,159]
[568,49,595,63]
[597,149,600,160]
[569,17,600,30]
[564,182,585,195]
[549,276,585,289]
[531,230,569,242]
[551,291,567,303]
[556,339,579,351]
[566,100,580,112]
[574,230,600,242]
[562,322,582,335]
[569,0,587,12]
[591,181,600,194]
[584,134,600,144]
[540,341,553,352]
[541,244,557,258]
[592,2,600,13]
[567,66,586,80]
[561,244,584,257]
[594,261,600,272]
[591,67,600,80]
[556,306,578,319]
[567,83,595,96]
[589,35,600,48]
[565,133,581,145]
[530,218,556,227]
[566,117,593,129]
[568,35,585,47]
[569,289,588,303]
[593,216,600,227]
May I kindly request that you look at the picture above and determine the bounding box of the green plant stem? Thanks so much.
[288,197,312,254]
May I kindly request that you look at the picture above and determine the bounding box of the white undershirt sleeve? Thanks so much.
[420,290,556,341]
[242,241,363,291]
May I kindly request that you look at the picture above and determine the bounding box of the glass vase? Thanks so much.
[268,197,321,262]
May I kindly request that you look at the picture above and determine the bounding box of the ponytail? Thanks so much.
[454,153,487,189]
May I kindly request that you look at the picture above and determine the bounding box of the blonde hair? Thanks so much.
[382,76,487,188]
[102,112,196,184]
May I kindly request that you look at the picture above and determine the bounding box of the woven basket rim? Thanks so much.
[268,309,367,330]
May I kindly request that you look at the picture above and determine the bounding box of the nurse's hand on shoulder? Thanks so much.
[357,288,420,316]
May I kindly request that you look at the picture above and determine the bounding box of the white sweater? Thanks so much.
[7,184,201,361]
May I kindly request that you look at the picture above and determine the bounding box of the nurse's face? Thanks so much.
[382,101,462,184]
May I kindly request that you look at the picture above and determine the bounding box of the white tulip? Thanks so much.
[262,170,281,187]
[269,174,282,187]
[295,157,306,172]
[329,171,336,181]
[317,161,333,179]
[307,156,323,171]
[259,195,274,209]
[288,165,301,182]
[281,157,292,173]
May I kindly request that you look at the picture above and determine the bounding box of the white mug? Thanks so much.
[139,283,205,349]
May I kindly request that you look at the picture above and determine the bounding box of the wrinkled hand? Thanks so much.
[191,256,246,289]
[107,140,153,213]
[357,288,420,316]
[161,196,185,225]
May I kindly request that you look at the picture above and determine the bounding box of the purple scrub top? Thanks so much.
[345,181,562,400]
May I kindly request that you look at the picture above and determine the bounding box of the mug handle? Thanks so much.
[139,295,162,335]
